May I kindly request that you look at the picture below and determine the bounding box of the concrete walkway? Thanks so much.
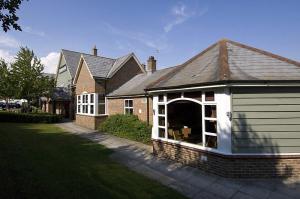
[56,122,300,199]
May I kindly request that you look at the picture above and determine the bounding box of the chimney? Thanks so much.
[147,56,156,73]
[92,45,98,56]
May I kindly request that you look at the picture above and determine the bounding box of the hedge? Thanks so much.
[99,114,152,144]
[0,111,63,123]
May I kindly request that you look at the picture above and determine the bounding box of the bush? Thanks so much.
[0,111,63,123]
[99,114,152,144]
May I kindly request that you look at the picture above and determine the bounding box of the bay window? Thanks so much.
[155,90,219,149]
[77,93,106,116]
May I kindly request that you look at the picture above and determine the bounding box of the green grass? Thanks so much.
[0,123,186,199]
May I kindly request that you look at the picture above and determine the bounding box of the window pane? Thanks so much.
[86,105,88,113]
[90,94,94,103]
[205,91,214,101]
[125,100,129,107]
[205,135,217,148]
[128,100,133,107]
[158,116,165,126]
[205,105,217,118]
[184,91,202,101]
[77,105,81,113]
[158,105,165,114]
[158,128,165,138]
[99,96,105,104]
[158,95,164,102]
[98,104,105,114]
[167,93,181,101]
[205,120,217,133]
[129,109,133,115]
[78,96,81,103]
[90,105,94,114]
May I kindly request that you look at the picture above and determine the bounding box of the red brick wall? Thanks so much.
[106,57,143,94]
[153,139,300,178]
[107,96,153,124]
[76,114,107,129]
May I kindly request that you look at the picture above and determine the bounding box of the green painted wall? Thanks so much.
[56,55,72,88]
[232,87,300,153]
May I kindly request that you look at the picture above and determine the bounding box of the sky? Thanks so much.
[0,0,300,74]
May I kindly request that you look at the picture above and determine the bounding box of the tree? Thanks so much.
[11,47,55,111]
[0,59,15,109]
[0,0,26,32]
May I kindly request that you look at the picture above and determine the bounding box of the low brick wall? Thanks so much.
[153,139,300,178]
[75,114,107,129]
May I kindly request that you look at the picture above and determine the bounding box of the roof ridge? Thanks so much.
[218,40,230,80]
[227,40,300,67]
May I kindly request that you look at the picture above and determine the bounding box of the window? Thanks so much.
[58,65,67,74]
[98,94,106,115]
[156,90,218,149]
[205,91,215,101]
[124,99,133,115]
[204,92,217,148]
[77,93,97,115]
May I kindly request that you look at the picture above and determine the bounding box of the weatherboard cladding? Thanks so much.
[232,87,300,153]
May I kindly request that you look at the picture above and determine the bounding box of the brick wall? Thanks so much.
[107,96,153,124]
[76,114,107,129]
[75,61,105,95]
[153,139,300,178]
[106,57,143,94]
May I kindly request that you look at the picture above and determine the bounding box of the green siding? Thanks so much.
[232,87,300,153]
[56,55,72,88]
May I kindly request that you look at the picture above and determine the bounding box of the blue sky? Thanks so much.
[0,0,300,73]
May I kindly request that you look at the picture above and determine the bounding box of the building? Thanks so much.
[57,39,300,178]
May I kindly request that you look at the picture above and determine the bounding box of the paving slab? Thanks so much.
[56,122,300,199]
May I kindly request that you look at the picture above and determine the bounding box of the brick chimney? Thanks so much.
[92,45,98,56]
[147,56,156,73]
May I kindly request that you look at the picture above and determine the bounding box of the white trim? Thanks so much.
[148,84,227,93]
[73,56,94,85]
[228,83,300,87]
[107,53,146,78]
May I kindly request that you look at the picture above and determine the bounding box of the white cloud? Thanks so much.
[103,23,169,52]
[41,52,60,74]
[0,49,15,63]
[0,34,20,48]
[23,26,46,37]
[164,3,207,33]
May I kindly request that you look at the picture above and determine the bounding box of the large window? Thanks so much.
[124,99,133,115]
[77,93,106,116]
[156,91,218,149]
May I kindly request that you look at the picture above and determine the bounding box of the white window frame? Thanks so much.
[152,89,230,153]
[76,92,99,116]
[124,99,134,115]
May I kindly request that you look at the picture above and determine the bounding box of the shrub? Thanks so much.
[99,114,152,144]
[0,111,63,123]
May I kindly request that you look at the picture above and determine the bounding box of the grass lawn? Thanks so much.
[0,123,186,199]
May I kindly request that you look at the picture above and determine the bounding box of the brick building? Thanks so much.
[54,39,300,178]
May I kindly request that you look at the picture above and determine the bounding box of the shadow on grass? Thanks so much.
[0,123,185,199]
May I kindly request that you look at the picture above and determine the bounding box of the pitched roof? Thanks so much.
[146,39,300,90]
[61,49,82,78]
[82,54,116,78]
[107,67,176,97]
[106,53,133,78]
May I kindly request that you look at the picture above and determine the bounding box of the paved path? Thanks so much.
[56,122,300,199]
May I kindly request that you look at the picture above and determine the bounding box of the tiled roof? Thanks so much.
[82,54,116,78]
[146,39,300,90]
[61,49,82,78]
[107,67,175,96]
[106,53,133,78]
